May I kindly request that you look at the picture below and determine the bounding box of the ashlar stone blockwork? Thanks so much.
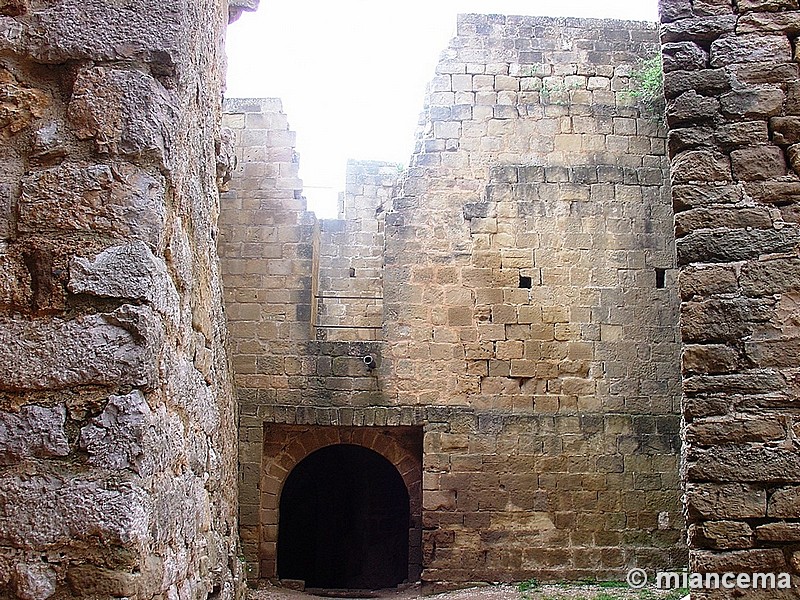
[222,15,687,587]
[659,0,800,593]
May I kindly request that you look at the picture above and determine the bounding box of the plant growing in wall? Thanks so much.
[628,55,665,121]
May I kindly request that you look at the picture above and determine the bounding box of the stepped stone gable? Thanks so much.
[221,15,686,587]
[659,0,800,592]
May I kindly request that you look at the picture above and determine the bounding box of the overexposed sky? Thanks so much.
[225,1,659,218]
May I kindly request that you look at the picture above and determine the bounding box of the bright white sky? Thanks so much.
[225,1,659,218]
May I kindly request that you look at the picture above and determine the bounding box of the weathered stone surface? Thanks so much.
[682,344,739,374]
[661,15,737,43]
[686,483,767,519]
[228,0,258,23]
[715,120,769,147]
[80,390,151,474]
[741,258,800,295]
[662,42,708,72]
[730,61,800,86]
[679,265,739,299]
[743,181,800,204]
[659,0,692,22]
[672,184,743,210]
[12,562,57,600]
[0,472,148,549]
[756,522,800,542]
[687,416,786,444]
[684,370,786,395]
[18,163,166,246]
[745,337,800,367]
[736,0,798,11]
[3,0,184,65]
[720,86,785,119]
[677,227,800,264]
[669,127,715,154]
[66,564,138,597]
[691,548,787,572]
[664,69,729,99]
[0,0,28,17]
[690,521,754,550]
[667,90,721,126]
[674,207,773,237]
[689,446,800,483]
[730,145,787,180]
[0,306,159,391]
[671,150,731,183]
[738,10,800,35]
[0,404,69,465]
[768,485,800,517]
[0,66,48,135]
[68,65,177,161]
[694,0,735,16]
[69,242,179,324]
[710,34,792,67]
[681,298,772,342]
[771,116,800,145]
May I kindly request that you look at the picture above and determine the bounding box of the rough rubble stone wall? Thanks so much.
[659,0,800,593]
[0,1,244,598]
[383,15,685,583]
[316,160,397,342]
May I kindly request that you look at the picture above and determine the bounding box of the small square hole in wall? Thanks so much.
[519,276,532,289]
[655,268,666,289]
[349,268,356,278]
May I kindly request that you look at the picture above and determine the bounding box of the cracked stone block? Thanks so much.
[80,390,151,474]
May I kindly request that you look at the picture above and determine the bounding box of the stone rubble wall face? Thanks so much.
[0,1,242,598]
[659,0,800,585]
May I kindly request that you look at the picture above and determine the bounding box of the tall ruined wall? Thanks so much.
[0,2,244,598]
[383,15,685,583]
[316,160,396,341]
[659,0,800,590]
[222,15,685,587]
[219,101,405,578]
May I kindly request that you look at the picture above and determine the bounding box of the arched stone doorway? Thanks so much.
[277,444,410,589]
[257,425,423,585]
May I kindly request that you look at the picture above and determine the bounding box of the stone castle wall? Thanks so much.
[383,14,684,584]
[316,160,396,342]
[0,1,247,598]
[221,15,687,586]
[659,0,800,593]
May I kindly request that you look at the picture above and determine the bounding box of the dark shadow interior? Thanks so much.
[277,444,410,589]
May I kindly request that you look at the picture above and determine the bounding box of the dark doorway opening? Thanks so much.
[277,444,410,590]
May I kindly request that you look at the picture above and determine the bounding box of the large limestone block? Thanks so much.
[69,242,180,325]
[0,472,149,549]
[18,162,166,246]
[67,65,178,162]
[0,305,161,391]
[0,404,69,465]
[80,390,152,474]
